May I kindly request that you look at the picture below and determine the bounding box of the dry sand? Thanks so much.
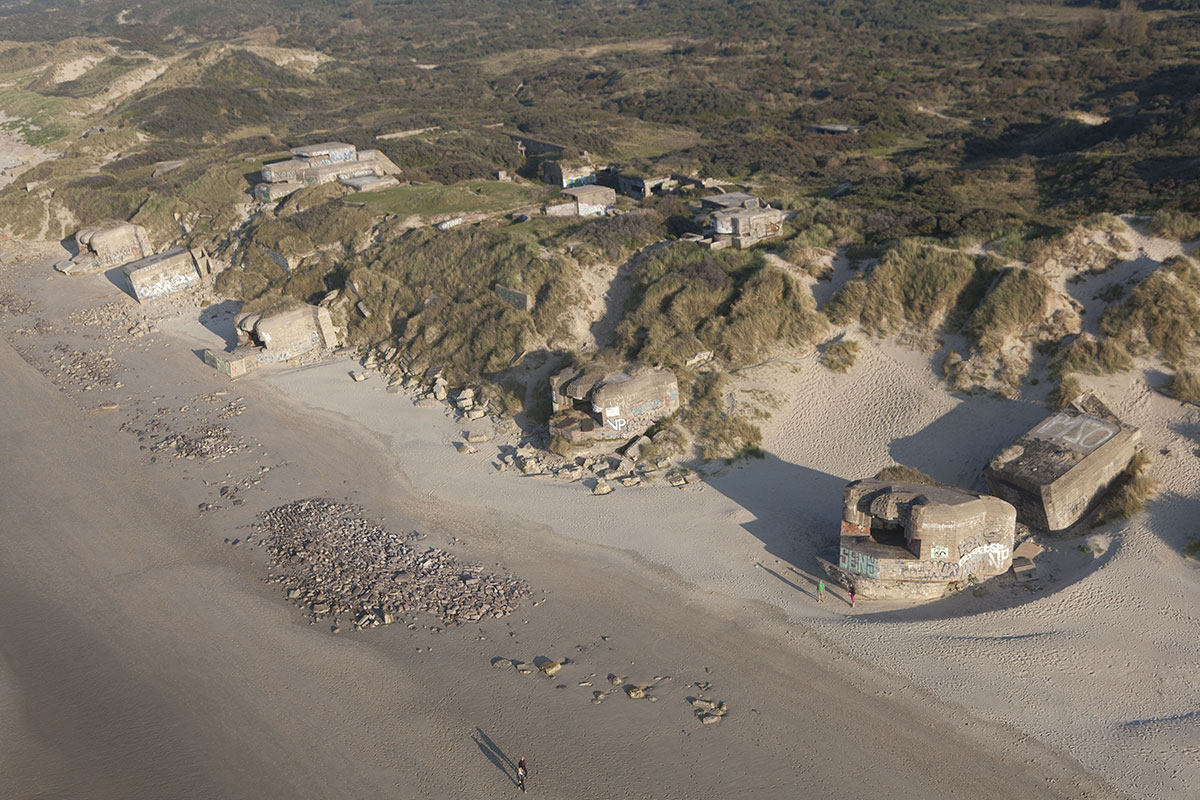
[0,252,1131,798]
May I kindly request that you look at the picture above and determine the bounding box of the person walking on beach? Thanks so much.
[517,756,527,793]
[849,586,856,608]
[816,579,825,603]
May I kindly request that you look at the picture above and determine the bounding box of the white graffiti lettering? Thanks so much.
[1034,413,1116,452]
[958,542,1010,575]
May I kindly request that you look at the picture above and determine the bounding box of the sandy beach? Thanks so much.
[0,245,1143,799]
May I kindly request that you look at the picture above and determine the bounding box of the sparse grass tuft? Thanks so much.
[821,339,859,373]
[1092,451,1160,528]
[679,372,762,461]
[873,464,953,488]
[1165,367,1200,404]
[1051,375,1083,409]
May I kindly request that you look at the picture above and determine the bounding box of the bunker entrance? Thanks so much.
[869,518,907,548]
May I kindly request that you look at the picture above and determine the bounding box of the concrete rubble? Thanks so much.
[258,499,531,628]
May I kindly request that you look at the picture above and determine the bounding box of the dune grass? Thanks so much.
[1050,335,1133,378]
[678,371,763,461]
[355,179,544,218]
[1149,210,1200,241]
[821,339,859,373]
[823,239,980,335]
[1165,367,1200,404]
[1092,452,1159,528]
[1098,255,1200,366]
[965,267,1051,354]
[615,243,826,368]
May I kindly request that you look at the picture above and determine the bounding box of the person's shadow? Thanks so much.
[472,727,516,786]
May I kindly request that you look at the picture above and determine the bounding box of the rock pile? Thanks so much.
[156,422,246,461]
[688,692,729,725]
[496,445,696,493]
[65,301,141,333]
[0,288,36,316]
[259,499,530,629]
[47,342,122,392]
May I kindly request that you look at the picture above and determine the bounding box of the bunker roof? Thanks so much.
[290,142,355,157]
[701,192,759,209]
[988,402,1138,489]
[591,369,677,407]
[562,185,615,201]
[120,247,190,275]
[844,479,1015,528]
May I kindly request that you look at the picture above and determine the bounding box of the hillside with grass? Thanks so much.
[0,0,1198,454]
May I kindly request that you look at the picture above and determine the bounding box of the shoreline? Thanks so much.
[0,242,1185,797]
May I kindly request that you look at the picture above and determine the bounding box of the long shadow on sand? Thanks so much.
[198,299,242,350]
[472,727,516,786]
[888,397,1049,490]
[703,452,846,578]
[102,266,137,301]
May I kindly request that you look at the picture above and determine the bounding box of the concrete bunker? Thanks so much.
[985,395,1140,532]
[121,246,220,303]
[545,184,616,217]
[688,193,785,250]
[549,366,679,443]
[616,171,676,200]
[204,304,340,379]
[540,157,597,189]
[57,221,154,274]
[255,142,399,202]
[823,479,1017,600]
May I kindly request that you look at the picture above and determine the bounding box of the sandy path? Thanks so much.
[0,266,1120,798]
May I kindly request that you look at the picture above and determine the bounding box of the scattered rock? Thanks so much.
[592,480,613,496]
[259,500,531,627]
